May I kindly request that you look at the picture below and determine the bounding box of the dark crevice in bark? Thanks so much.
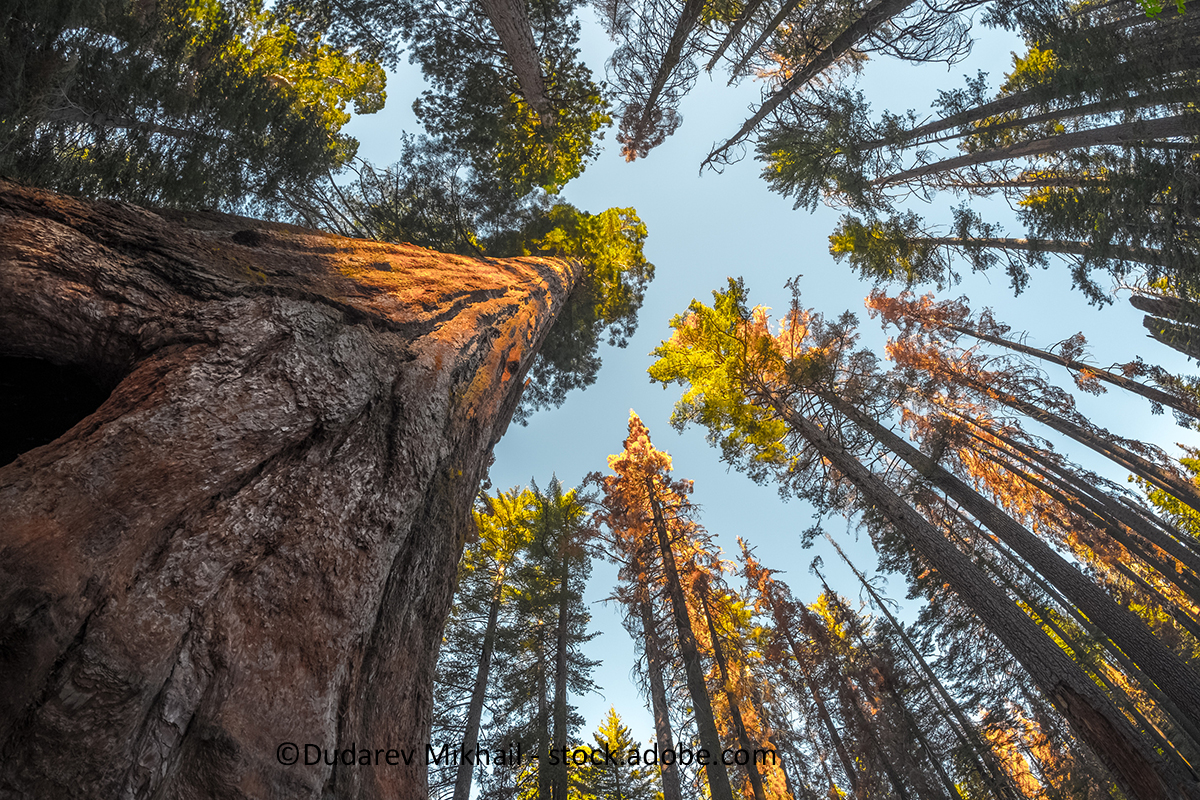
[0,356,115,466]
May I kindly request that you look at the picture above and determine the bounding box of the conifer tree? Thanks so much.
[866,290,1200,424]
[576,708,663,800]
[598,412,737,800]
[648,279,1200,800]
[1,0,386,212]
[397,0,610,195]
[757,5,1200,299]
[600,0,708,160]
[702,0,986,168]
[432,488,537,800]
[467,479,599,800]
[593,466,686,800]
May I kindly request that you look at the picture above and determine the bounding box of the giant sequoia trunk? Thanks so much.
[0,181,580,799]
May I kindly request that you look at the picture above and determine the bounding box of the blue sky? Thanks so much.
[345,9,1199,750]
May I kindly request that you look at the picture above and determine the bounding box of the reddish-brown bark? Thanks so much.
[0,181,579,799]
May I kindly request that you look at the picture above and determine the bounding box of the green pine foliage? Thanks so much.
[1,0,385,213]
[575,708,664,800]
[397,0,610,197]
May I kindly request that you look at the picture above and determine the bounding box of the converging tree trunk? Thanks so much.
[479,0,556,129]
[0,181,580,799]
[637,585,685,800]
[645,477,736,800]
[767,400,1195,800]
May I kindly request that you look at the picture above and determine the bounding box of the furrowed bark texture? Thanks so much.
[0,181,580,800]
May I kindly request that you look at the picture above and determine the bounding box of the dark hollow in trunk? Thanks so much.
[0,356,114,467]
[0,181,579,799]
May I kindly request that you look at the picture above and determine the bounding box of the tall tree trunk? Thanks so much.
[724,0,805,81]
[926,318,1200,422]
[888,235,1171,268]
[645,476,736,800]
[825,536,1021,800]
[872,114,1200,188]
[478,0,555,130]
[1132,292,1200,361]
[928,497,1200,756]
[538,633,552,800]
[813,569,964,800]
[964,420,1200,576]
[637,584,685,800]
[552,548,570,800]
[453,581,504,800]
[820,392,1200,732]
[618,0,707,157]
[697,579,769,800]
[973,438,1200,608]
[761,396,1198,800]
[705,0,919,165]
[705,0,772,71]
[955,375,1200,510]
[0,181,580,799]
[766,597,860,792]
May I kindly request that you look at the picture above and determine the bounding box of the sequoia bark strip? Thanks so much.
[0,181,580,800]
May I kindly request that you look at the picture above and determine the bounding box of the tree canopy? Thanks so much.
[2,0,386,212]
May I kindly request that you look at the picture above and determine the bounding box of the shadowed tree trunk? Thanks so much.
[479,0,555,130]
[765,398,1198,800]
[645,476,736,800]
[636,584,685,800]
[0,181,580,800]
[453,579,504,800]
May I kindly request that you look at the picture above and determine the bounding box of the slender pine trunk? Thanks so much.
[538,627,552,800]
[452,581,504,800]
[706,0,919,165]
[873,114,1200,188]
[808,601,918,800]
[815,570,965,800]
[724,0,805,81]
[552,549,570,800]
[820,392,1200,731]
[965,421,1200,572]
[763,395,1196,800]
[645,476,736,800]
[705,0,771,71]
[772,604,860,791]
[637,584,685,800]
[952,374,1200,510]
[619,0,707,156]
[978,441,1200,607]
[899,234,1170,268]
[826,535,1022,800]
[935,321,1200,420]
[926,494,1200,753]
[698,580,769,800]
